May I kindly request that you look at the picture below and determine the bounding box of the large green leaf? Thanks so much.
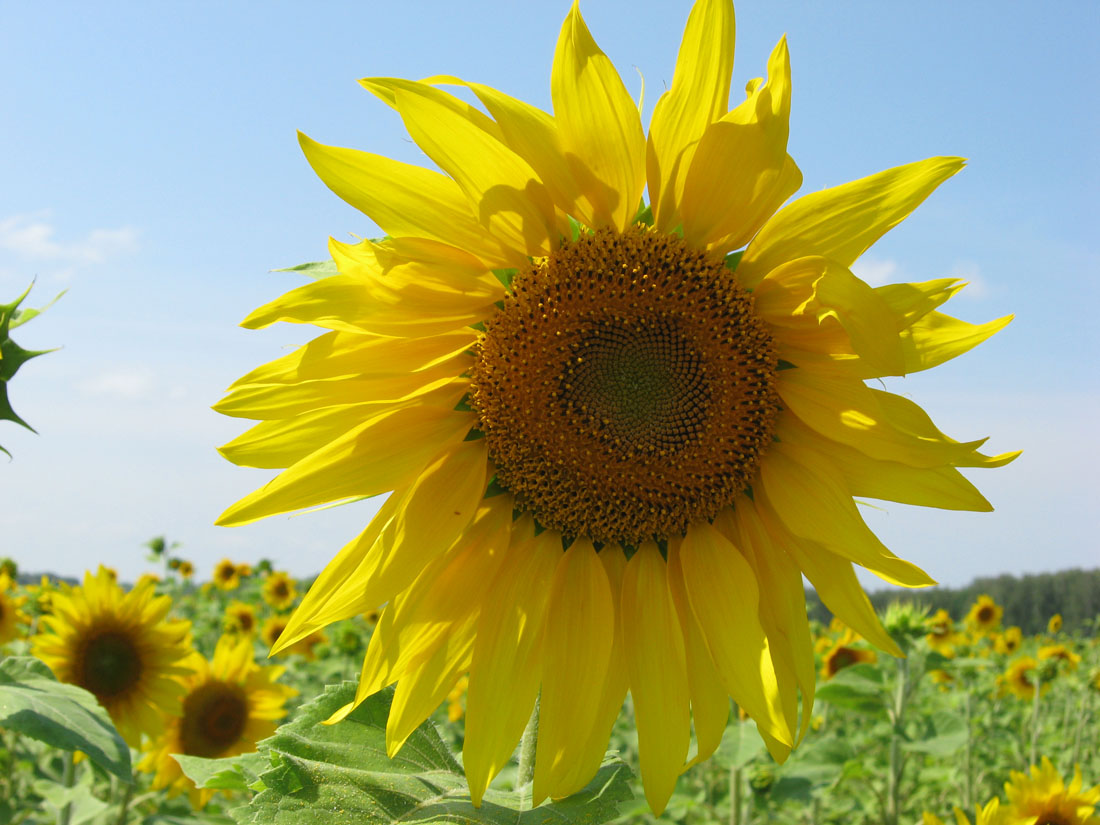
[234,682,633,825]
[174,753,270,792]
[0,656,132,781]
[901,710,967,757]
[815,664,886,715]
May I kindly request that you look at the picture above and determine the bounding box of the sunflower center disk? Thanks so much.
[78,630,143,699]
[471,226,781,545]
[181,683,249,757]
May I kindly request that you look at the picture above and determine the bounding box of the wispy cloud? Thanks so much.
[0,213,138,276]
[851,256,900,286]
[77,368,157,400]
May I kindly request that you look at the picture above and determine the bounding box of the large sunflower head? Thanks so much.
[1003,758,1100,825]
[137,636,296,807]
[0,573,29,645]
[32,566,194,746]
[215,0,1016,812]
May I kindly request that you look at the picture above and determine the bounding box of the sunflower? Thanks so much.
[1039,643,1081,670]
[261,571,298,610]
[926,608,960,657]
[225,600,259,637]
[177,560,194,580]
[966,595,1004,635]
[211,559,240,591]
[1048,614,1063,634]
[32,566,194,745]
[1003,656,1045,701]
[0,573,29,644]
[821,631,877,680]
[261,615,325,660]
[236,562,254,578]
[215,0,1015,811]
[137,636,296,807]
[1002,758,1100,825]
[995,626,1023,655]
[923,798,1007,825]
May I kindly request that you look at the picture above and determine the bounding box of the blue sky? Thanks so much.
[2,1,1097,588]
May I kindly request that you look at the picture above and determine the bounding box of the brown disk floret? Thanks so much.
[470,226,780,545]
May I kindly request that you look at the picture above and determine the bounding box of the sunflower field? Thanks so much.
[0,557,1097,825]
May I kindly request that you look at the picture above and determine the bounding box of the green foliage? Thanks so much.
[0,656,131,781]
[234,681,634,825]
[0,283,62,456]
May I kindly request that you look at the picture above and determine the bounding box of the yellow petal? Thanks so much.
[271,489,405,654]
[354,500,511,703]
[755,256,905,376]
[424,75,580,230]
[298,132,514,267]
[900,311,1013,373]
[872,389,1020,469]
[360,76,502,140]
[386,623,474,756]
[215,405,473,526]
[776,367,987,469]
[228,329,475,390]
[666,540,729,767]
[551,2,646,230]
[738,156,965,288]
[681,37,800,253]
[759,442,936,588]
[757,498,901,657]
[727,504,815,744]
[392,83,556,259]
[776,414,993,512]
[677,523,792,749]
[647,0,735,232]
[874,278,965,331]
[462,519,560,807]
[215,367,466,421]
[356,438,490,611]
[218,403,381,469]
[532,538,615,804]
[621,541,690,815]
[552,548,629,798]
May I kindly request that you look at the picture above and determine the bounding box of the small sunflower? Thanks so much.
[261,571,298,611]
[225,601,259,637]
[925,608,960,657]
[1003,656,1045,701]
[137,636,296,807]
[1003,758,1100,825]
[1039,643,1081,671]
[262,615,325,660]
[212,559,240,591]
[177,560,194,580]
[1048,614,1063,634]
[0,573,29,644]
[236,562,254,578]
[965,595,1003,635]
[216,0,1016,811]
[995,626,1023,655]
[821,632,877,680]
[32,567,194,745]
[923,798,1007,825]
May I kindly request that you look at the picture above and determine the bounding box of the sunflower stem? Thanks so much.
[57,751,75,825]
[1029,673,1042,767]
[114,779,134,825]
[516,697,539,806]
[963,688,974,810]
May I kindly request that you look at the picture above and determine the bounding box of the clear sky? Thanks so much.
[2,1,1097,589]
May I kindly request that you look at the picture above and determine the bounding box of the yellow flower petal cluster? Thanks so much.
[216,0,1016,812]
[995,626,1023,655]
[0,572,29,645]
[821,629,877,679]
[966,595,1004,635]
[32,567,194,746]
[1002,656,1045,701]
[137,636,296,808]
[1003,758,1100,825]
[211,559,240,591]
[261,571,298,610]
[923,797,1008,825]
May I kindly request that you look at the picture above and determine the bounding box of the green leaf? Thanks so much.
[273,260,339,279]
[781,738,856,786]
[901,710,967,757]
[174,752,270,792]
[33,774,109,825]
[712,719,765,769]
[235,682,633,825]
[815,664,886,714]
[0,656,132,781]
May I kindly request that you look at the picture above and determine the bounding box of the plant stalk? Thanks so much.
[114,778,134,825]
[57,751,75,825]
[885,654,910,825]
[1029,674,1042,767]
[516,698,539,807]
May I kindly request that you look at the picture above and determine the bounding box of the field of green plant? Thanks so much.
[1,545,1096,825]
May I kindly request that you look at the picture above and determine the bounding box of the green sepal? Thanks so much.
[1,283,62,453]
[632,201,653,227]
[492,268,517,289]
[724,250,744,273]
[483,475,509,498]
[776,359,797,371]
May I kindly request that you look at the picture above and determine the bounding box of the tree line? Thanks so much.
[806,567,1100,636]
